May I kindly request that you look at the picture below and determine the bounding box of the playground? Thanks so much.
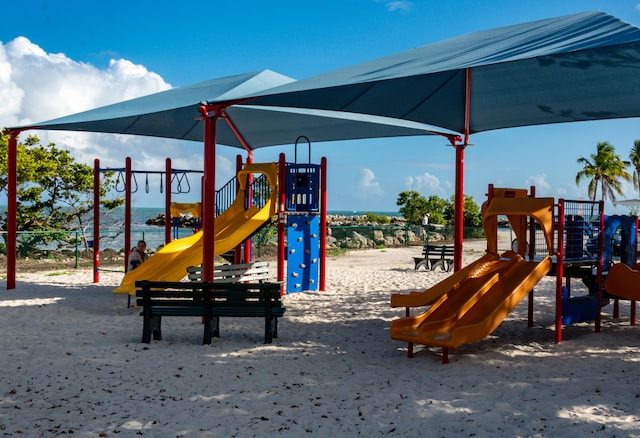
[1,242,639,436]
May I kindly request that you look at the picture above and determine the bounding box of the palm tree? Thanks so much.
[629,139,640,196]
[575,141,631,202]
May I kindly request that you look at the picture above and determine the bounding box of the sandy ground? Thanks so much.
[0,236,639,437]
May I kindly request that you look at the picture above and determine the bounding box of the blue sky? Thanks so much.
[2,0,640,213]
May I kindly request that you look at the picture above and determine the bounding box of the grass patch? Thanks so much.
[45,271,74,277]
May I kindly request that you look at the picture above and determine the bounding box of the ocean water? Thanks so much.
[103,207,402,229]
[100,207,402,251]
[1,205,401,252]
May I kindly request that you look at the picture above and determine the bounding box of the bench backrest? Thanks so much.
[187,261,270,283]
[423,244,454,257]
[135,280,283,309]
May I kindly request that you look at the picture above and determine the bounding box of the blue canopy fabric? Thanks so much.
[244,11,640,135]
[10,69,450,148]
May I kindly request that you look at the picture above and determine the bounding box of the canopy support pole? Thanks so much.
[221,108,252,154]
[199,105,219,282]
[453,143,465,272]
[450,68,472,272]
[6,131,18,289]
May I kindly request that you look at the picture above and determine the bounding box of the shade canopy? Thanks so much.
[10,69,452,148]
[245,11,640,135]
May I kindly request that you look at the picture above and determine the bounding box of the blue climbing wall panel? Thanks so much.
[286,215,319,293]
[285,164,320,212]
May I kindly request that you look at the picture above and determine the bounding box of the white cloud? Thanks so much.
[524,173,551,195]
[405,172,447,196]
[3,37,170,127]
[383,1,413,12]
[355,168,383,198]
[0,37,222,205]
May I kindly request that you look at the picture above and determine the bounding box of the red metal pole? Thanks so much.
[277,153,286,293]
[320,157,327,291]
[200,105,217,282]
[235,154,243,264]
[452,68,472,273]
[555,200,565,343]
[6,131,18,290]
[595,200,605,333]
[165,158,172,244]
[93,159,100,283]
[124,157,132,273]
[632,216,638,325]
[453,144,465,272]
[244,153,254,264]
[527,186,536,327]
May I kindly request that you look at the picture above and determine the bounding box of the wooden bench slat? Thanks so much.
[187,261,271,283]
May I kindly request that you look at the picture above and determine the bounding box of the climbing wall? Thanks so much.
[286,215,319,293]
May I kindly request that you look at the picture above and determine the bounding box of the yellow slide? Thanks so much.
[604,263,640,301]
[113,162,278,295]
[390,253,552,349]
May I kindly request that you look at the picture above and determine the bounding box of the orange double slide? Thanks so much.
[390,252,552,349]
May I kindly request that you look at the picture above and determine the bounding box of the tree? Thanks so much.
[629,139,640,196]
[396,190,428,224]
[575,141,631,202]
[443,195,482,227]
[424,195,448,225]
[0,133,123,253]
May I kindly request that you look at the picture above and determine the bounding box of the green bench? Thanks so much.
[413,244,454,272]
[135,280,285,345]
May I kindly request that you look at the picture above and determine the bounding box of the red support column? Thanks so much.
[200,106,217,282]
[595,200,605,333]
[7,132,18,290]
[234,154,243,264]
[527,186,536,327]
[244,152,253,264]
[320,157,327,291]
[555,200,565,343]
[165,158,172,244]
[93,159,100,283]
[453,144,465,272]
[452,68,472,273]
[277,153,286,294]
[124,157,132,273]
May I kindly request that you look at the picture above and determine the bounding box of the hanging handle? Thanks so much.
[294,135,311,164]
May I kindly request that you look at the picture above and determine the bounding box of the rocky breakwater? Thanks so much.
[325,214,425,249]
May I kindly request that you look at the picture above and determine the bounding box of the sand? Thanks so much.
[1,239,639,437]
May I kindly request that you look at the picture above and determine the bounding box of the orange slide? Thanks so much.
[604,263,640,301]
[390,252,552,349]
[390,187,556,356]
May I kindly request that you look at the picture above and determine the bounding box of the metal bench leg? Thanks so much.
[264,317,273,344]
[212,317,220,338]
[149,316,162,341]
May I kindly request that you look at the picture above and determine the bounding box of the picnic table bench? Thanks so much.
[135,280,285,345]
[413,244,454,272]
[187,260,271,283]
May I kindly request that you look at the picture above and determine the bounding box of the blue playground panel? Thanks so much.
[285,164,320,212]
[602,215,637,268]
[561,284,599,325]
[286,215,319,293]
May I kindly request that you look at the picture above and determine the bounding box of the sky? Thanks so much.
[2,0,640,213]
